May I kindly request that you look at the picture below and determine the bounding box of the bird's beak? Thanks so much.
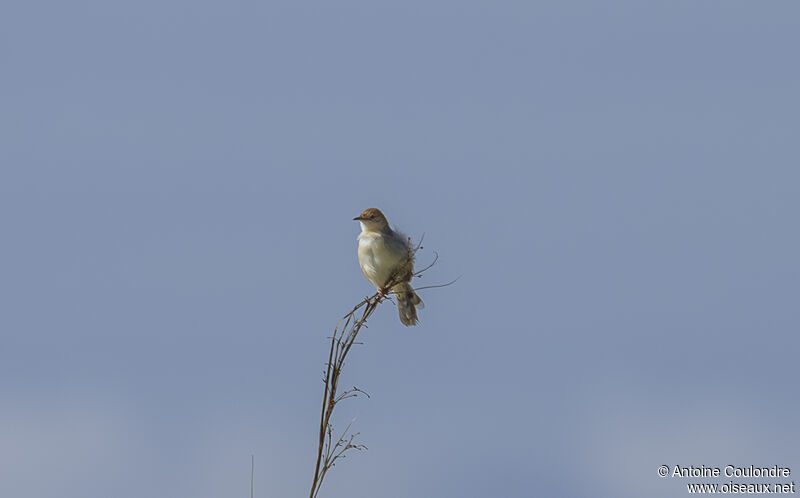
[353,216,363,221]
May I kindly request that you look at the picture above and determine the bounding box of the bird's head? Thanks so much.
[354,208,389,231]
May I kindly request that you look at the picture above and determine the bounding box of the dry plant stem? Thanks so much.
[309,245,450,498]
[309,295,379,498]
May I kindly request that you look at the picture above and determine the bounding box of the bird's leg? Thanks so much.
[378,287,388,298]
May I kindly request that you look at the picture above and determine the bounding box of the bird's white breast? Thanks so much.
[357,231,405,289]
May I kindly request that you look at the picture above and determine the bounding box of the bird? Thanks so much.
[354,208,423,326]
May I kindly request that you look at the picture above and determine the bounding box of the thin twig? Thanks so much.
[413,275,462,292]
[308,240,453,498]
[414,251,439,275]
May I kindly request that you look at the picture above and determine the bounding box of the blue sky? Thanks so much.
[2,2,798,497]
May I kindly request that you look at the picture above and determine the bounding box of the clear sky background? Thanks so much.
[2,1,798,497]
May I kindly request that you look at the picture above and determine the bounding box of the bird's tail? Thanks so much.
[392,282,423,326]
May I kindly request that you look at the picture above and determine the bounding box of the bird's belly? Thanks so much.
[358,237,403,288]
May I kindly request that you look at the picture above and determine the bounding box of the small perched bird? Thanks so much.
[354,208,423,326]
